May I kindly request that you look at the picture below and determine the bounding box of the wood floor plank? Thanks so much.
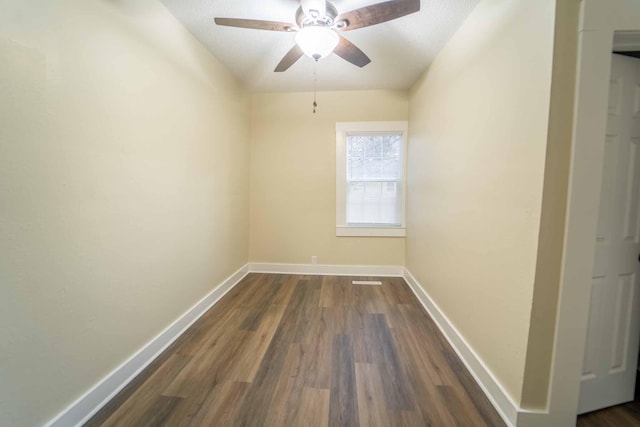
[437,384,489,427]
[232,280,318,427]
[396,303,505,426]
[263,343,305,426]
[157,333,255,425]
[291,276,322,344]
[399,409,429,427]
[351,309,375,364]
[578,401,640,426]
[269,274,299,306]
[320,276,355,308]
[239,275,282,330]
[299,306,333,389]
[379,282,411,329]
[329,334,360,427]
[163,317,250,398]
[440,342,507,426]
[365,313,415,411]
[355,363,394,427]
[389,276,417,304]
[319,276,336,308]
[293,387,330,427]
[85,273,505,427]
[229,302,287,382]
[388,322,468,426]
[393,307,455,387]
[132,395,183,426]
[183,381,249,427]
[91,353,191,427]
[175,305,244,357]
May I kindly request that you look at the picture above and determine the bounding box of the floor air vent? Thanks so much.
[352,280,382,286]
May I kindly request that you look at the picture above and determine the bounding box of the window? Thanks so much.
[336,121,408,237]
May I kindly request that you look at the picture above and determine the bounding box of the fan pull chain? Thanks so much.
[313,60,318,114]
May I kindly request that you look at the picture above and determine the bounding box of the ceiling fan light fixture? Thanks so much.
[295,26,339,60]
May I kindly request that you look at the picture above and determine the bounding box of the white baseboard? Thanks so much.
[45,264,250,427]
[403,268,519,427]
[248,262,404,277]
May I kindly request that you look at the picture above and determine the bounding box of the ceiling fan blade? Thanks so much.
[336,0,420,31]
[274,45,305,72]
[334,36,371,67]
[214,18,296,32]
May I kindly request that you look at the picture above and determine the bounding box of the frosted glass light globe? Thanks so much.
[295,26,339,60]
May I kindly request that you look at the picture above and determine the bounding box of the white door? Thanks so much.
[579,54,640,414]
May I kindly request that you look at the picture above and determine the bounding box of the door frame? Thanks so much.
[538,1,640,426]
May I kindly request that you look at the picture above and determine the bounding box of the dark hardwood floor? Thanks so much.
[85,273,505,426]
[577,379,640,426]
[577,401,640,426]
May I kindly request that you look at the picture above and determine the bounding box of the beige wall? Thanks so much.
[406,0,556,405]
[250,90,408,266]
[0,0,249,425]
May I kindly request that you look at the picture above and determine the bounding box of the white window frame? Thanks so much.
[336,121,408,237]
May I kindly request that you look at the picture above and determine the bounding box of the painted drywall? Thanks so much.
[520,0,580,410]
[250,90,407,266]
[406,0,556,405]
[0,0,249,425]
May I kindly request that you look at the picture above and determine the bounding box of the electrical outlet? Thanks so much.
[311,256,317,265]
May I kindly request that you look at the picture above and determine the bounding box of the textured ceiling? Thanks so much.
[159,0,480,92]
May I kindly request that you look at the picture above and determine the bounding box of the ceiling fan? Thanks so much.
[214,0,421,72]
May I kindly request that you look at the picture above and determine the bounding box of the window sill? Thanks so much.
[336,226,406,237]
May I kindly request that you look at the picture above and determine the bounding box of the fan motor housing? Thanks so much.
[295,2,338,28]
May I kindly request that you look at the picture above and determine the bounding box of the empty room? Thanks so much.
[4,0,640,426]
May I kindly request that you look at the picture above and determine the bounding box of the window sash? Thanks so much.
[346,179,403,226]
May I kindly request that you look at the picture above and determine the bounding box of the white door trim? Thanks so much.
[546,1,640,426]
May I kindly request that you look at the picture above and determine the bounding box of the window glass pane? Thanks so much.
[346,132,403,226]
[347,134,402,181]
[346,181,401,225]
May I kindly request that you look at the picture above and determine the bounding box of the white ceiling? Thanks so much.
[159,0,480,92]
